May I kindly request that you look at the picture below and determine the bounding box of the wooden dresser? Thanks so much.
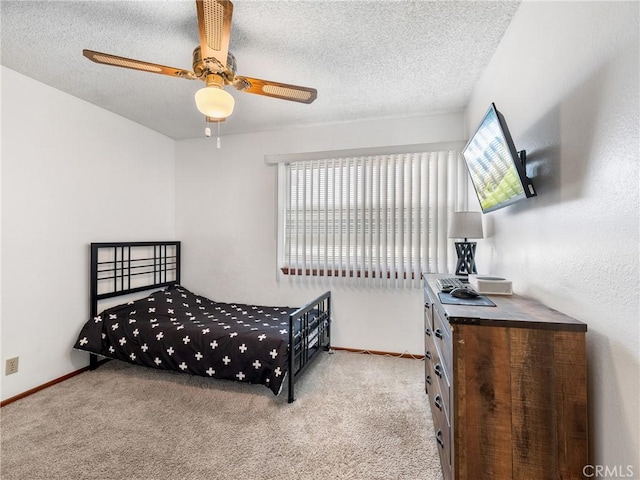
[422,275,588,480]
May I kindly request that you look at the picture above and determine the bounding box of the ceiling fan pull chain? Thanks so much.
[217,121,221,149]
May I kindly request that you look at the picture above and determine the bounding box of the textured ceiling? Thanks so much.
[1,0,521,140]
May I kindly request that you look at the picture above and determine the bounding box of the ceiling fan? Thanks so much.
[83,0,317,123]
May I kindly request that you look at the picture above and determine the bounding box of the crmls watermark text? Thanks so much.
[583,465,635,478]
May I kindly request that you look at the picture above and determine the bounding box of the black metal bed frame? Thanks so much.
[88,241,330,402]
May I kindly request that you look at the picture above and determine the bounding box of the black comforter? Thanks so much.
[74,285,297,395]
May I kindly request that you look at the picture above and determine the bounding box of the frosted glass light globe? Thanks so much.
[194,86,235,119]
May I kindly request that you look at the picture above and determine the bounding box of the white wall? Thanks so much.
[466,1,639,472]
[0,67,176,401]
[175,113,465,357]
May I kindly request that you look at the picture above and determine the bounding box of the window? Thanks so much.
[278,150,467,287]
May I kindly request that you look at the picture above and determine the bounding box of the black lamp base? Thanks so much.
[454,241,477,276]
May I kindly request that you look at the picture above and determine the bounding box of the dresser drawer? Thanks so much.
[433,306,452,374]
[432,390,452,479]
[424,353,434,395]
[424,292,434,331]
[430,336,451,425]
[424,326,435,394]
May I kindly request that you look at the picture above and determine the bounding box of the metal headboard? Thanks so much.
[90,241,181,318]
[89,241,180,369]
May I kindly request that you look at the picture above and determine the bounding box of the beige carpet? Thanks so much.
[1,351,443,480]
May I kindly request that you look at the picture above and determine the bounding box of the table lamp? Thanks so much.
[449,211,484,276]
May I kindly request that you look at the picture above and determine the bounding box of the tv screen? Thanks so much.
[462,103,536,213]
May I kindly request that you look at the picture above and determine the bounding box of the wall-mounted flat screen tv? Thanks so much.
[462,103,536,213]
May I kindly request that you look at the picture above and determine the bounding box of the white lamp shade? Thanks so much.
[449,211,484,239]
[194,86,235,119]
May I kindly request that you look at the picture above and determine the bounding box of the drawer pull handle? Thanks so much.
[434,364,443,378]
[435,328,443,339]
[436,430,445,448]
[434,395,443,411]
[425,375,432,386]
[425,350,431,360]
[425,328,432,336]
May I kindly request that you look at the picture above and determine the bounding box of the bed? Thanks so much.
[74,241,331,402]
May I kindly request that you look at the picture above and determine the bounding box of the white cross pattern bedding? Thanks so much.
[74,285,299,396]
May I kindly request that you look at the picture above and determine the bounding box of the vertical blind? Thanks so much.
[280,151,466,287]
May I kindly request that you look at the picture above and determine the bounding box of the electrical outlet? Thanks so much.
[5,357,19,375]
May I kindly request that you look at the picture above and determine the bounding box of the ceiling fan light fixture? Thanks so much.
[194,85,235,119]
[83,0,316,132]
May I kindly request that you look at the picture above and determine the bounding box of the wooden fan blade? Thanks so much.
[83,50,196,79]
[234,76,317,104]
[196,0,233,70]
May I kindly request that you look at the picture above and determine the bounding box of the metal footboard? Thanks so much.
[287,291,331,403]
